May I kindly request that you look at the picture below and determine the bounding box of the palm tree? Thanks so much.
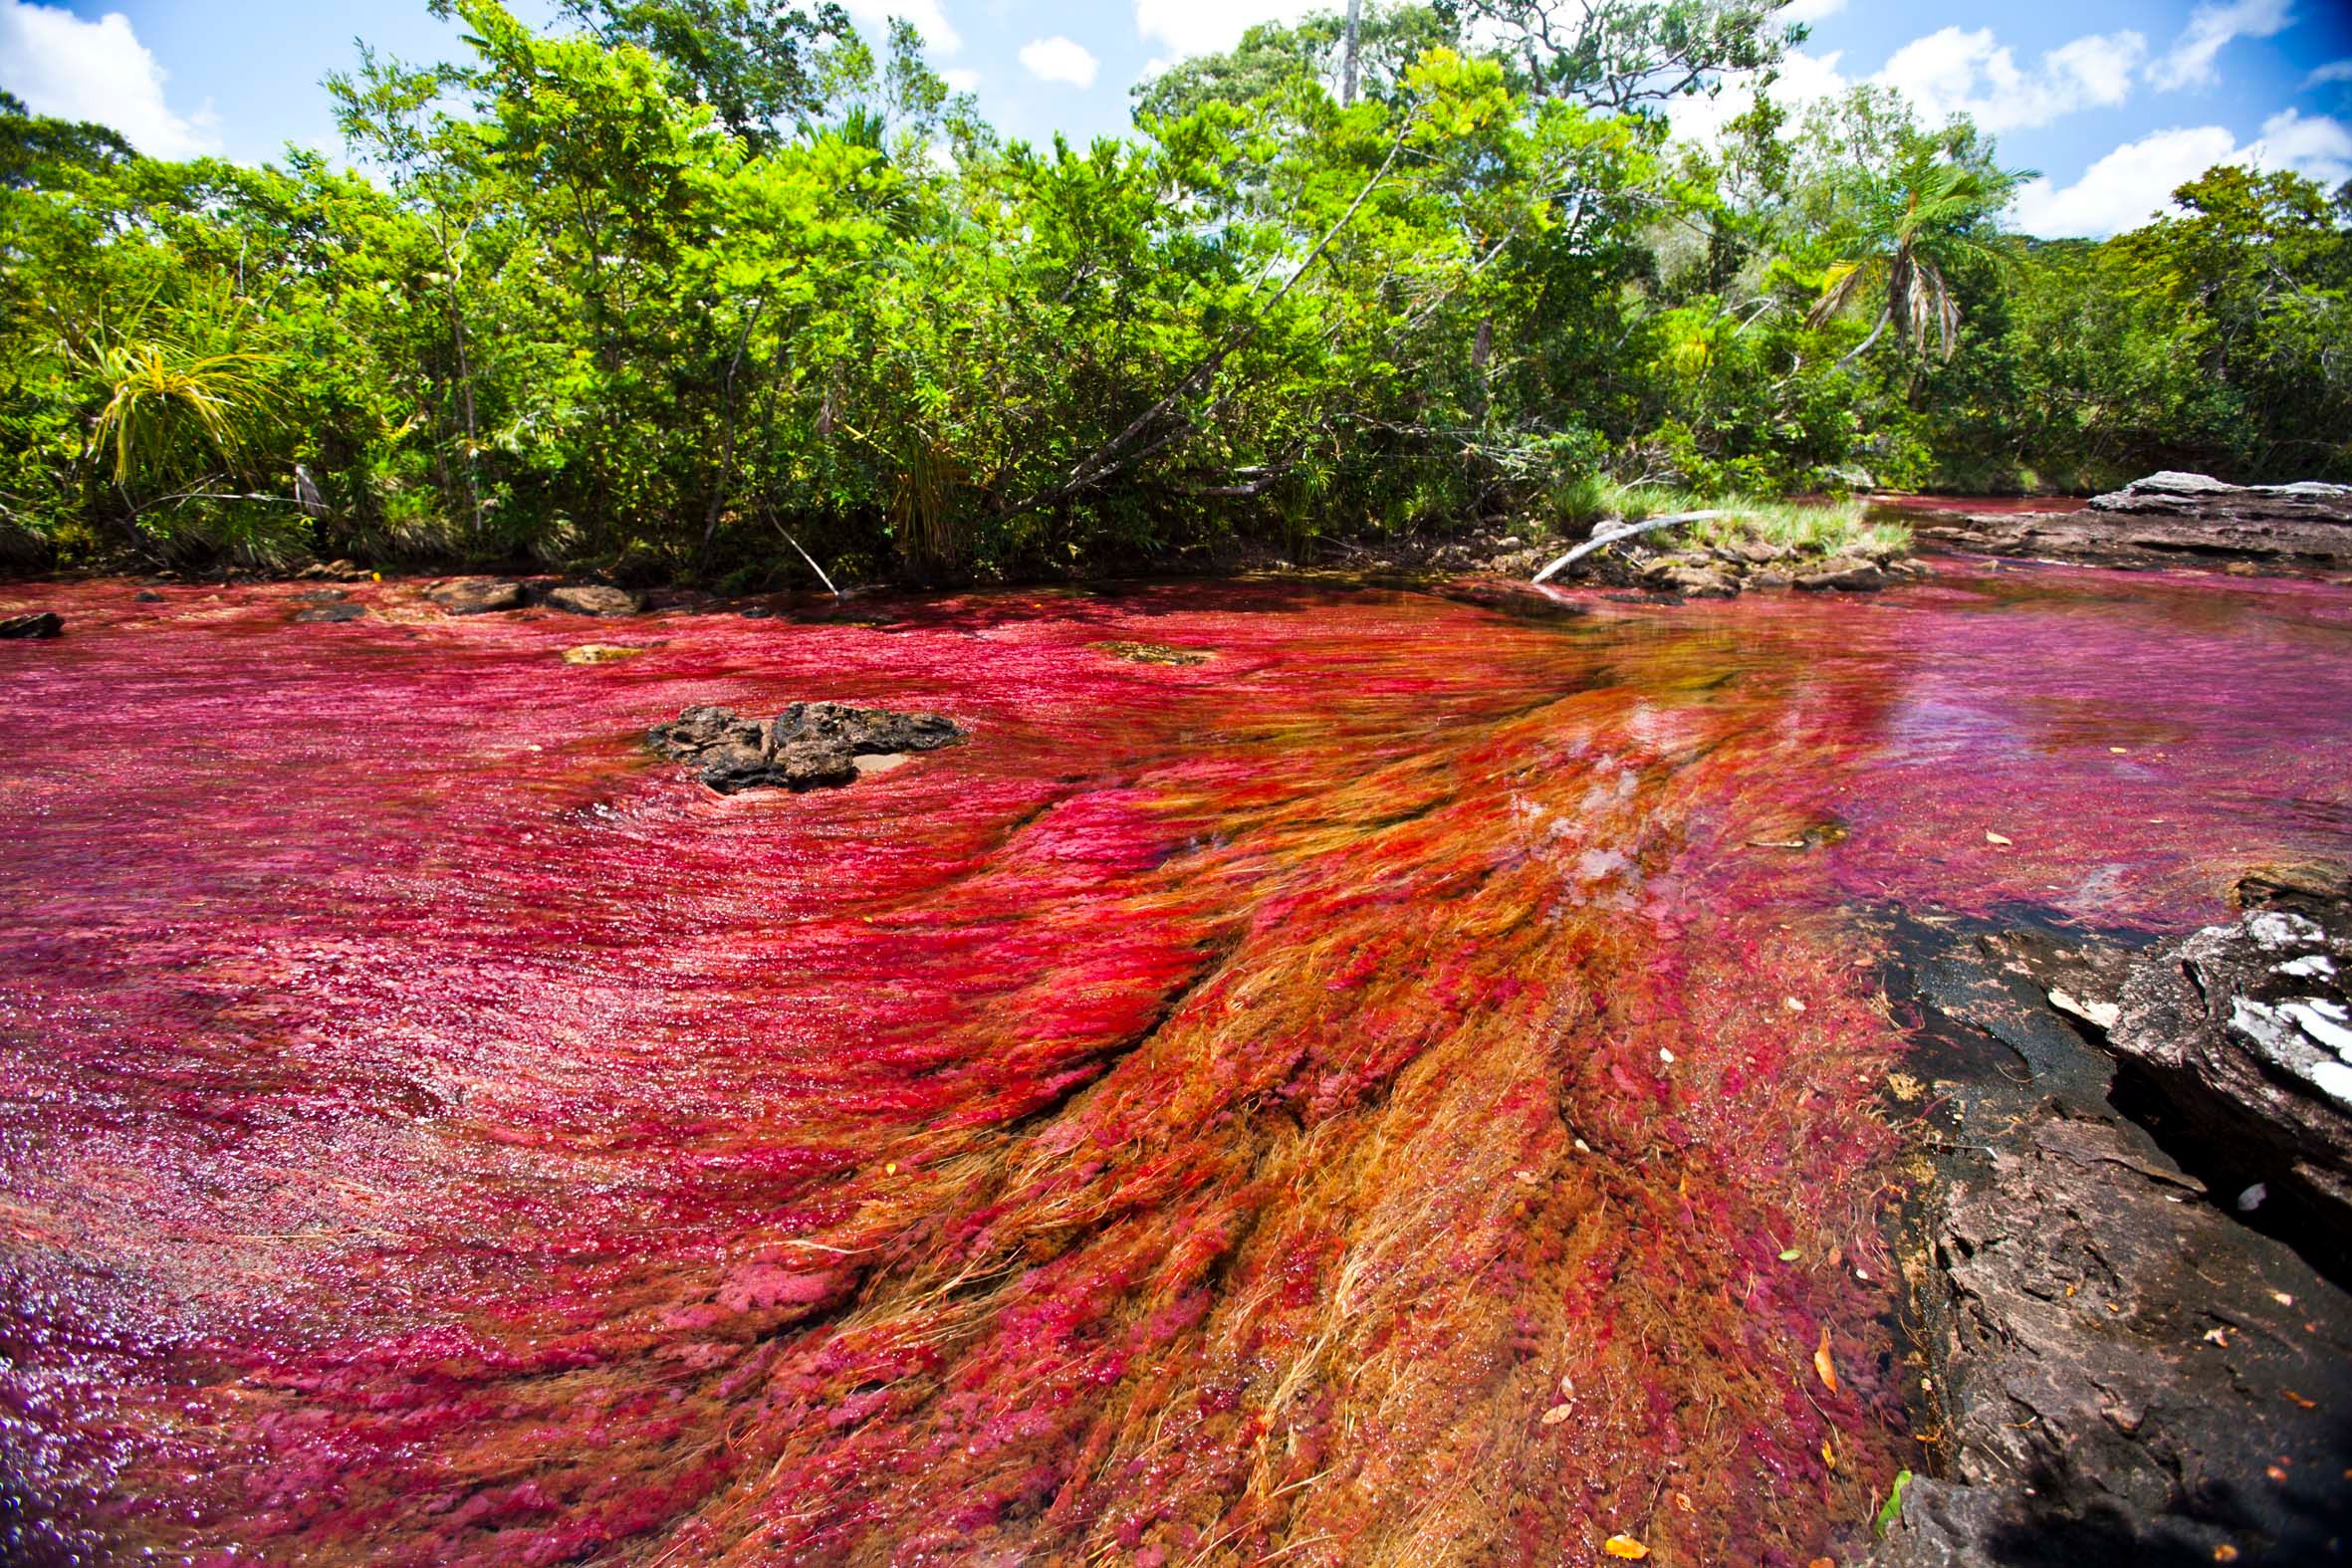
[1806,147,2020,368]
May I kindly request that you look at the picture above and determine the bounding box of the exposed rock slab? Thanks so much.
[428,577,527,614]
[548,584,642,617]
[1864,903,2352,1567]
[0,611,63,638]
[1914,471,2352,572]
[647,702,965,794]
[2108,877,2352,1251]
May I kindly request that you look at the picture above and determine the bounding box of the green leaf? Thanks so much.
[1874,1469,1914,1537]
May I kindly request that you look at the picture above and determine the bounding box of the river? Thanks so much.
[2,560,2347,1565]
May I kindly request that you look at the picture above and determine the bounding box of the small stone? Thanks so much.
[294,603,366,624]
[1665,566,1739,598]
[0,611,63,638]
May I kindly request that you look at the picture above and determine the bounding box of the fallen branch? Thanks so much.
[1530,511,1728,585]
[767,510,842,599]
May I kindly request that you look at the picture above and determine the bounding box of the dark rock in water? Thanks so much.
[1794,558,1887,591]
[773,701,963,756]
[2108,881,2352,1245]
[2236,860,2352,921]
[647,702,965,793]
[0,611,63,638]
[428,577,527,615]
[1915,471,2352,573]
[548,584,642,617]
[294,603,366,624]
[292,587,349,605]
[133,590,165,603]
[1864,903,2352,1568]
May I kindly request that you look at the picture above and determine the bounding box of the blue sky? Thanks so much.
[3,0,2349,236]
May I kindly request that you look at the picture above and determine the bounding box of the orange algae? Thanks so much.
[0,564,2346,1567]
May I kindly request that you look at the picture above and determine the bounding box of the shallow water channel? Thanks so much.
[2,562,2347,1566]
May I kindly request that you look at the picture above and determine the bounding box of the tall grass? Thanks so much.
[1557,480,1910,560]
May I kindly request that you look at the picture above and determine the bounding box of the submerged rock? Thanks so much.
[428,576,527,615]
[549,583,642,617]
[562,643,651,665]
[1099,640,1213,665]
[647,702,966,793]
[294,603,366,624]
[0,611,63,638]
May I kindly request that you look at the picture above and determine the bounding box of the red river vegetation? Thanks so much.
[2,563,2348,1566]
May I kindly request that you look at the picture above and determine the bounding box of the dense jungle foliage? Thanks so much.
[2,0,2348,585]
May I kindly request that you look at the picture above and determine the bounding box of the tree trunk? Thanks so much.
[1835,307,1893,371]
[1341,0,1363,107]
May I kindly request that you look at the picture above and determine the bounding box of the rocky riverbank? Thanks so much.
[1909,472,2352,575]
[1865,865,2352,1566]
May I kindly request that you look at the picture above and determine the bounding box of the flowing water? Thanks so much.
[2,562,2348,1567]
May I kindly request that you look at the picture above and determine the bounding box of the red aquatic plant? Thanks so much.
[0,562,2345,1566]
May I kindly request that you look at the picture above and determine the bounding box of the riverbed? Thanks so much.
[2,561,2347,1566]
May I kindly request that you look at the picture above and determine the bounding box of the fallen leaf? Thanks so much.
[1540,1404,1574,1426]
[1779,1247,1802,1262]
[2215,1546,2240,1563]
[1810,1559,1836,1568]
[1814,1325,1839,1394]
[1671,1492,1694,1514]
[1602,1536,1649,1560]
[1986,830,2013,846]
[2282,1389,2317,1410]
[1821,1440,1837,1470]
[1784,997,1807,1013]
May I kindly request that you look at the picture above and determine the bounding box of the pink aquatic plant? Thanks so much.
[0,560,2345,1565]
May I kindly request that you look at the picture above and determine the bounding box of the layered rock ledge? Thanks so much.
[1914,472,2352,573]
[1865,869,2352,1566]
[647,702,966,793]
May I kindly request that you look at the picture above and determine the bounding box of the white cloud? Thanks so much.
[940,67,980,94]
[1876,25,2146,133]
[2010,110,2352,238]
[2306,58,2352,87]
[2011,125,2238,236]
[0,1,216,157]
[1020,36,1099,89]
[1779,0,1848,22]
[1666,46,1850,147]
[840,0,962,55]
[2246,106,2352,186]
[2148,0,2293,92]
[1133,0,1319,59]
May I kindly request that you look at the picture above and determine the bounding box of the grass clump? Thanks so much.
[1559,481,1911,561]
